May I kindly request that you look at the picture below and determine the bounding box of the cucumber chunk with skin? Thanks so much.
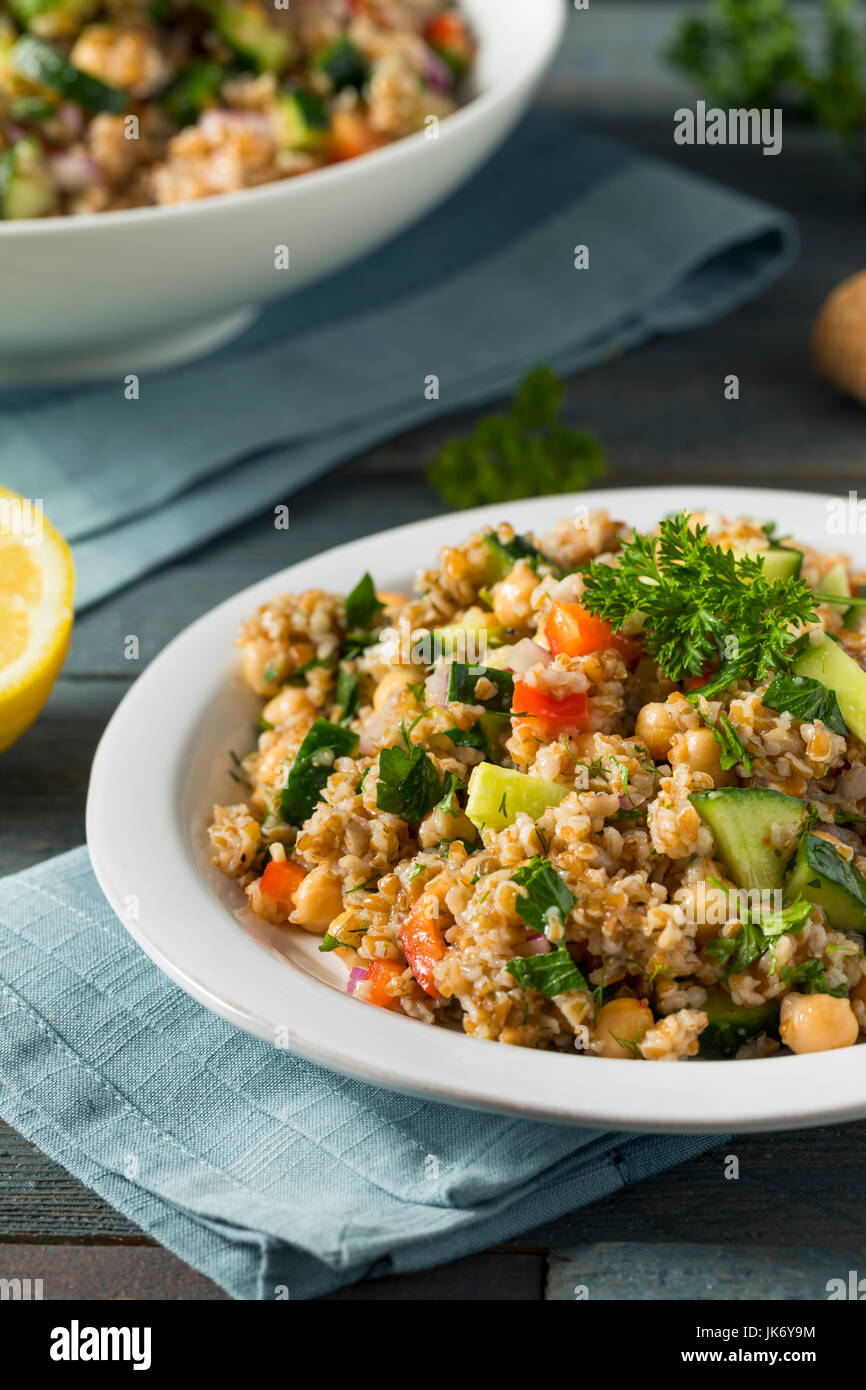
[210,2,292,73]
[11,34,129,111]
[466,763,568,832]
[312,33,368,90]
[160,60,224,126]
[792,631,866,744]
[818,560,851,617]
[689,787,805,890]
[699,988,780,1058]
[730,545,803,583]
[275,87,329,149]
[785,832,866,937]
[0,137,56,219]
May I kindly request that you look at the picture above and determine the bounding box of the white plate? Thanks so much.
[87,485,866,1133]
[0,0,564,381]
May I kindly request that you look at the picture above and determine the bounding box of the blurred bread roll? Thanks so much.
[813,270,866,404]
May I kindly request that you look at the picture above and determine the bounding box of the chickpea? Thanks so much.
[594,997,654,1059]
[262,685,313,725]
[634,701,679,760]
[779,991,858,1054]
[373,667,421,712]
[669,728,737,786]
[290,866,344,934]
[492,560,537,629]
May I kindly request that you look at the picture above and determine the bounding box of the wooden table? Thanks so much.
[3,7,866,1299]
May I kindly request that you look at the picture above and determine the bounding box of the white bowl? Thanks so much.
[87,485,866,1134]
[0,0,565,383]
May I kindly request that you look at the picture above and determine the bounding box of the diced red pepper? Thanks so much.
[424,10,474,71]
[400,896,446,999]
[545,601,640,666]
[512,678,589,737]
[329,109,387,162]
[260,859,306,909]
[360,958,404,1011]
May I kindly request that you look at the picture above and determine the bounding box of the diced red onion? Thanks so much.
[425,662,451,706]
[523,934,551,955]
[824,823,863,850]
[422,44,453,91]
[56,103,84,139]
[347,966,367,995]
[49,150,102,192]
[502,639,551,676]
[839,766,866,801]
[618,795,631,810]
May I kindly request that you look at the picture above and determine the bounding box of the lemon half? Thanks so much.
[0,487,75,754]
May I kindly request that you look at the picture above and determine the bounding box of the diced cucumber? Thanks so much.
[785,832,866,937]
[689,787,805,890]
[433,612,506,659]
[447,662,513,712]
[10,0,98,39]
[11,35,129,112]
[844,586,866,632]
[479,711,510,764]
[817,560,851,617]
[466,763,569,832]
[482,530,554,584]
[730,545,803,582]
[698,987,780,1058]
[210,2,292,73]
[274,87,329,149]
[792,631,866,744]
[160,61,224,126]
[0,138,56,220]
[312,33,368,91]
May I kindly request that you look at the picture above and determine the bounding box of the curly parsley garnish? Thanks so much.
[581,512,817,693]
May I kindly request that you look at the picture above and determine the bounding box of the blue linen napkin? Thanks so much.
[0,114,797,611]
[0,847,724,1299]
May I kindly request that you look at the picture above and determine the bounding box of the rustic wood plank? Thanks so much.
[322,1251,545,1301]
[0,1244,227,1300]
[545,1242,855,1301]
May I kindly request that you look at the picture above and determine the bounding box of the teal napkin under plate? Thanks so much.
[0,115,797,611]
[0,847,723,1299]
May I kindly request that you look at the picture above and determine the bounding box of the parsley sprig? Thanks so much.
[581,513,817,691]
[427,367,605,509]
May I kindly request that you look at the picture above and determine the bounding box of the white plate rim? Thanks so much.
[86,484,866,1134]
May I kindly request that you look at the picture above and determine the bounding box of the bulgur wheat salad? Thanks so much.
[0,1,474,218]
[209,508,866,1062]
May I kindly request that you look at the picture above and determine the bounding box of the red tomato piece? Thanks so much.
[400,896,446,999]
[260,859,306,909]
[512,678,589,737]
[360,958,404,1011]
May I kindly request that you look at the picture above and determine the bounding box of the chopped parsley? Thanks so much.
[698,711,752,773]
[280,719,359,825]
[438,771,464,816]
[447,662,514,712]
[344,572,385,631]
[581,512,817,690]
[376,744,443,824]
[705,893,813,978]
[262,661,278,685]
[318,933,342,953]
[506,946,588,997]
[335,665,360,722]
[762,672,848,737]
[482,529,559,581]
[511,857,577,937]
[780,958,847,997]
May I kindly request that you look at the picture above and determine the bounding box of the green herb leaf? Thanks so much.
[705,893,812,978]
[506,946,588,997]
[781,958,847,997]
[706,712,752,773]
[427,367,606,509]
[511,857,577,937]
[447,662,514,712]
[438,771,464,816]
[280,719,358,825]
[344,572,384,631]
[581,512,817,686]
[376,744,443,824]
[336,664,360,722]
[762,672,848,737]
[318,933,342,953]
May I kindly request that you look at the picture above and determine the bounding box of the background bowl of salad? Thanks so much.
[0,0,565,383]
